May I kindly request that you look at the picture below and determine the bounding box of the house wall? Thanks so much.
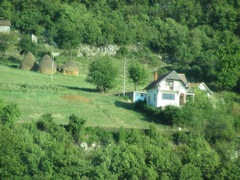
[198,83,212,97]
[147,80,187,108]
[146,88,158,107]
[0,26,10,33]
[133,92,146,102]
[199,83,206,91]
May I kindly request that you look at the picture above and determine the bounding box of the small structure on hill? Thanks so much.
[20,52,37,71]
[0,19,11,33]
[62,60,79,76]
[125,91,147,102]
[38,54,57,74]
[31,34,38,43]
[189,82,213,97]
[144,70,194,108]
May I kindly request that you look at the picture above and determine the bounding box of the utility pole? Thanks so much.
[51,50,54,82]
[123,58,126,96]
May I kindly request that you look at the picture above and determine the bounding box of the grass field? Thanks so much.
[0,61,169,130]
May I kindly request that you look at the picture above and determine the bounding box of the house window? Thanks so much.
[154,94,156,101]
[162,93,175,100]
[165,81,173,90]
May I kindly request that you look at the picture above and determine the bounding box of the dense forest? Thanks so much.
[0,0,240,91]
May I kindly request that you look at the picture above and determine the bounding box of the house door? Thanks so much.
[180,93,185,105]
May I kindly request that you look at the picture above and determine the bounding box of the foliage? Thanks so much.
[0,33,17,56]
[0,96,239,179]
[87,57,118,92]
[18,34,38,55]
[67,114,85,143]
[1,0,240,90]
[128,62,148,91]
[0,103,20,124]
[158,105,184,126]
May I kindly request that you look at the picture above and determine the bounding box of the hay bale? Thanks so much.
[20,52,37,71]
[38,54,57,74]
[62,60,79,76]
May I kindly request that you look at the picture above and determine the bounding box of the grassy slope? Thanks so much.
[0,59,167,130]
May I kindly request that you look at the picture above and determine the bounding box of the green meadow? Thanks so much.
[0,60,167,129]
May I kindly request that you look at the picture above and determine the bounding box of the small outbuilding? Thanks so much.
[20,52,37,71]
[38,54,57,74]
[125,91,147,102]
[62,60,79,76]
[189,82,213,97]
[0,19,11,33]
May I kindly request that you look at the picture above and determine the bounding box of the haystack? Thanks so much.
[20,52,37,71]
[62,60,79,76]
[38,54,57,74]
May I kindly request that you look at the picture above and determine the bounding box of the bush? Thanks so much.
[0,103,20,124]
[67,114,85,143]
[134,101,159,117]
[158,106,183,126]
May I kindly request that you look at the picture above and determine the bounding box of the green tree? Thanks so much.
[67,114,85,143]
[18,34,38,55]
[87,57,118,92]
[128,62,147,91]
[0,33,17,57]
[180,163,202,180]
[0,125,27,179]
[0,103,20,125]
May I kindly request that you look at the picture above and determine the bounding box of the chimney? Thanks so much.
[154,71,158,81]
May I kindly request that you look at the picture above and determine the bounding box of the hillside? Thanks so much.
[1,0,240,92]
[0,63,165,129]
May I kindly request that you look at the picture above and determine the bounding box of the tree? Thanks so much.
[87,57,118,93]
[180,163,202,180]
[67,114,85,143]
[128,62,147,91]
[0,33,17,57]
[0,103,20,125]
[18,34,38,55]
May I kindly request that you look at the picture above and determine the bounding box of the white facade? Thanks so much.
[0,20,11,33]
[145,71,192,108]
[0,26,10,33]
[198,82,213,97]
[147,80,187,107]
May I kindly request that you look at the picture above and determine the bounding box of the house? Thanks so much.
[144,70,194,108]
[125,91,147,102]
[189,82,213,97]
[0,19,11,33]
[31,34,38,43]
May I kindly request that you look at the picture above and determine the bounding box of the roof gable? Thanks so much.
[189,82,213,95]
[144,70,187,90]
[0,20,11,26]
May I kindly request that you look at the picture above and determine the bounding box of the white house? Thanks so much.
[144,70,194,108]
[189,82,213,97]
[0,20,11,33]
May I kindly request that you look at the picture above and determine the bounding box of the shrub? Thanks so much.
[158,106,183,126]
[67,114,85,143]
[0,103,20,124]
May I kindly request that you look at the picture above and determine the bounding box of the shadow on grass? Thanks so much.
[114,100,163,124]
[115,100,135,111]
[58,85,99,92]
